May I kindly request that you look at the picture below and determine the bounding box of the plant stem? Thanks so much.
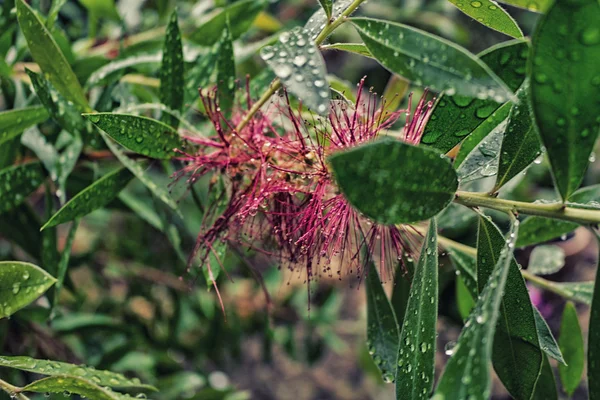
[234,0,367,132]
[0,379,28,400]
[454,191,600,225]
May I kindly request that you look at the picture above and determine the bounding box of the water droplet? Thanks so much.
[293,55,307,67]
[275,65,292,79]
[471,0,482,7]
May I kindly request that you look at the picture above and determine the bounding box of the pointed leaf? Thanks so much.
[329,139,458,224]
[396,220,438,399]
[496,0,552,12]
[589,230,600,399]
[456,275,475,320]
[159,11,184,128]
[185,46,219,104]
[532,355,559,400]
[217,23,236,120]
[533,307,566,365]
[447,0,523,38]
[84,113,185,160]
[42,168,134,229]
[22,375,137,400]
[0,162,45,214]
[529,0,600,200]
[0,106,49,146]
[0,261,56,319]
[304,0,355,41]
[352,18,514,102]
[317,0,333,18]
[323,43,372,58]
[391,259,414,330]
[260,28,330,114]
[52,220,79,311]
[16,0,89,111]
[558,302,584,395]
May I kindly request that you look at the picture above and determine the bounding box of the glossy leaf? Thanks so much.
[396,220,438,399]
[22,375,136,400]
[304,0,354,41]
[329,139,458,224]
[0,106,49,146]
[494,80,542,190]
[0,162,45,214]
[496,0,553,12]
[558,302,584,395]
[352,18,514,102]
[533,307,566,365]
[260,28,330,114]
[590,231,600,399]
[528,245,565,275]
[529,0,600,200]
[189,0,267,46]
[159,11,184,128]
[42,168,134,229]
[421,39,528,153]
[532,355,559,400]
[16,0,89,111]
[84,113,185,160]
[365,259,399,383]
[434,220,518,400]
[217,23,236,120]
[0,261,56,318]
[185,46,219,104]
[477,216,543,400]
[447,0,523,38]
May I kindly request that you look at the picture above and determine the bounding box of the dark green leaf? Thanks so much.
[447,0,523,38]
[434,220,518,400]
[260,28,330,114]
[421,39,528,153]
[450,249,478,296]
[317,0,333,18]
[0,106,49,146]
[365,258,399,383]
[528,245,565,275]
[42,168,134,229]
[391,259,414,331]
[558,302,584,395]
[304,0,354,41]
[0,204,42,259]
[185,47,219,104]
[396,220,438,399]
[16,0,89,111]
[0,261,56,318]
[496,0,553,12]
[217,23,236,120]
[529,0,600,200]
[477,216,543,400]
[189,0,267,46]
[0,162,45,214]
[533,307,565,365]
[494,80,542,190]
[159,11,184,128]
[52,220,79,311]
[84,113,185,160]
[329,139,458,224]
[22,375,136,400]
[352,18,514,101]
[590,230,600,399]
[532,355,559,400]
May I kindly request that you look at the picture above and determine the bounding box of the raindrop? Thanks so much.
[444,341,457,356]
[293,55,307,67]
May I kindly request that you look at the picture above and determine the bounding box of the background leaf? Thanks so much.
[558,302,584,396]
[159,10,184,128]
[217,23,236,120]
[0,106,49,146]
[496,0,552,12]
[21,375,136,400]
[447,0,523,38]
[0,261,56,318]
[528,245,565,275]
[0,162,45,214]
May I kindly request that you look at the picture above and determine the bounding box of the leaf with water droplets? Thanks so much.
[22,375,141,399]
[0,356,156,390]
[0,106,49,146]
[477,216,543,400]
[159,10,184,128]
[528,244,565,275]
[329,139,458,224]
[16,0,89,111]
[41,168,134,230]
[261,28,330,115]
[189,0,267,46]
[433,220,518,400]
[447,0,523,38]
[529,0,600,200]
[395,220,438,399]
[217,22,236,120]
[589,230,600,399]
[317,0,333,18]
[304,0,354,41]
[558,302,585,395]
[494,80,542,190]
[533,308,566,365]
[84,113,185,160]
[0,162,45,214]
[496,0,553,12]
[0,261,56,319]
[352,18,515,102]
[185,46,219,105]
[365,257,399,383]
[421,39,528,153]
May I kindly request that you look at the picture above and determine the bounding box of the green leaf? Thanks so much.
[0,162,45,214]
[0,356,155,390]
[494,80,542,190]
[185,47,219,104]
[41,168,134,229]
[396,220,438,399]
[0,106,49,146]
[86,54,161,87]
[47,0,67,29]
[22,375,136,399]
[217,23,236,120]
[421,39,528,153]
[52,219,79,311]
[323,43,373,58]
[533,307,566,365]
[529,0,600,200]
[558,302,584,395]
[456,275,475,320]
[329,139,458,224]
[365,258,399,383]
[84,113,185,160]
[16,0,89,111]
[0,203,42,259]
[0,261,56,318]
[532,355,559,400]
[79,0,120,20]
[189,0,266,46]
[352,18,514,102]
[477,216,543,400]
[433,220,518,400]
[317,0,333,18]
[590,230,600,399]
[304,0,355,42]
[528,245,565,275]
[159,10,184,128]
[447,0,523,38]
[391,259,414,331]
[260,28,330,115]
[496,0,553,12]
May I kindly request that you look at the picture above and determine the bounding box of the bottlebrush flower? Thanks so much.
[175,78,434,297]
